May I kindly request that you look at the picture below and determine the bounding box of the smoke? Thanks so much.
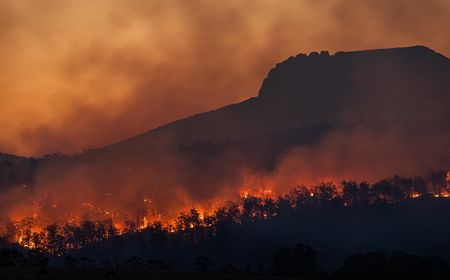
[265,49,450,188]
[0,0,449,155]
[0,1,449,230]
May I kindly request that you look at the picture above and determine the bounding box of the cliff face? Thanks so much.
[106,46,449,154]
[67,45,449,186]
[259,46,448,100]
[1,46,449,223]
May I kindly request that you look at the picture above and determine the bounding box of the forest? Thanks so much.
[0,169,449,279]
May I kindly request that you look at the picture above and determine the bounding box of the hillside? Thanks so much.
[0,46,449,221]
[104,45,449,153]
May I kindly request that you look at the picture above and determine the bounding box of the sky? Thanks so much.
[1,0,449,156]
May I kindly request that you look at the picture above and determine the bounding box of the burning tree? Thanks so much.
[1,169,449,255]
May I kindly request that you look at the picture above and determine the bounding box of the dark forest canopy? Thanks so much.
[1,170,449,273]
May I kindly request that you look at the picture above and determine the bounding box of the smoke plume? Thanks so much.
[0,0,449,155]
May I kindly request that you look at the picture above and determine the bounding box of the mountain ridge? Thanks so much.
[102,45,449,156]
[0,46,448,206]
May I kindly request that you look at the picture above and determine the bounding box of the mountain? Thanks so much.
[1,46,449,219]
[104,45,449,152]
[0,153,39,189]
[87,45,449,183]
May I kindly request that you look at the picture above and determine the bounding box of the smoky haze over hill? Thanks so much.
[113,46,448,147]
[2,0,450,156]
[0,46,449,223]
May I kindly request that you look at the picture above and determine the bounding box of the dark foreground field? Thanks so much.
[0,268,292,280]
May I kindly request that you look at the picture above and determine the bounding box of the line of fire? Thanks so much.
[2,169,448,255]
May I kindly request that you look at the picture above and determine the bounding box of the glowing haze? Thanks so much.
[1,0,450,156]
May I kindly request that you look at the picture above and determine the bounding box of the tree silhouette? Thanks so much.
[193,256,213,272]
[426,169,448,195]
[313,182,339,206]
[64,256,78,270]
[342,180,359,206]
[276,195,293,216]
[2,169,449,268]
[242,195,262,223]
[272,243,318,278]
[331,251,388,280]
[290,185,314,208]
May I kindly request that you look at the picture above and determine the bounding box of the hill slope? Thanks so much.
[105,45,449,152]
[1,46,449,220]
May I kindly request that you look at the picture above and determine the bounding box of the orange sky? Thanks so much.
[1,0,449,156]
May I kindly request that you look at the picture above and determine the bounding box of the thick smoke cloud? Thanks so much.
[0,1,449,228]
[0,0,449,156]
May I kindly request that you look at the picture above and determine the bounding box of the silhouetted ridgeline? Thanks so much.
[0,46,449,279]
[0,46,449,217]
[113,45,449,150]
[0,153,39,190]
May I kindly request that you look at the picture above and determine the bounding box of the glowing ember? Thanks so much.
[2,170,449,253]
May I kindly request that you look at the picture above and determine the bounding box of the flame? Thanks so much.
[2,169,450,253]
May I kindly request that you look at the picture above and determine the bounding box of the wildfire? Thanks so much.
[434,193,450,198]
[3,169,450,253]
[240,188,274,199]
